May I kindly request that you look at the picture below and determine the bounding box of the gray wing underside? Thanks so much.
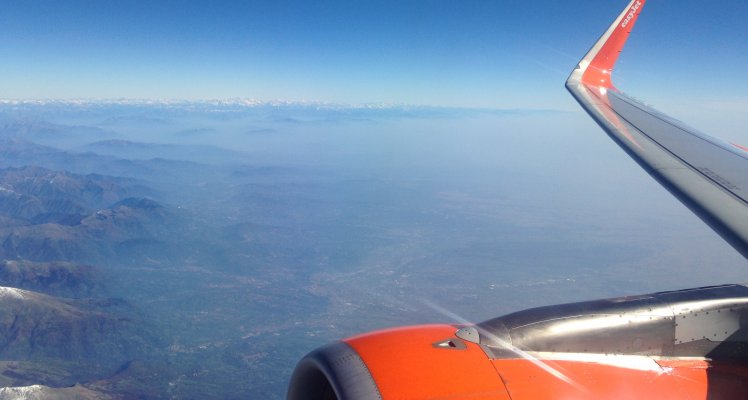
[566,82,748,259]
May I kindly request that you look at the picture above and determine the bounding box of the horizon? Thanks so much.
[0,1,746,111]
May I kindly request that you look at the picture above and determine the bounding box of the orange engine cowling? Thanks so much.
[287,323,748,400]
[287,324,510,400]
[288,285,748,399]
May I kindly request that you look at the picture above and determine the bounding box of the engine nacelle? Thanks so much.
[287,324,510,400]
[288,285,748,399]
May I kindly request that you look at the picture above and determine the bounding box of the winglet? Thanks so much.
[567,0,647,89]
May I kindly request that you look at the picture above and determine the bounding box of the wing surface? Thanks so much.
[566,0,748,258]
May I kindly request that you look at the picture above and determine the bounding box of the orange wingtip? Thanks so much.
[581,0,647,88]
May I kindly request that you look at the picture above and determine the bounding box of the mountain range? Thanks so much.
[0,166,169,264]
[0,153,172,397]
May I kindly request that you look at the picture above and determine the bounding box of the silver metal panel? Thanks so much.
[473,284,748,360]
[675,308,740,344]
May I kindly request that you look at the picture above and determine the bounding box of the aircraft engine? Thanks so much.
[287,324,510,400]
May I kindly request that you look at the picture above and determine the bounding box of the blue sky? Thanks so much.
[0,0,746,109]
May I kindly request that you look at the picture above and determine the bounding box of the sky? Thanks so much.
[0,0,746,110]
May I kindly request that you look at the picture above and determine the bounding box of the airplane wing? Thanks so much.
[287,1,748,399]
[566,0,748,258]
